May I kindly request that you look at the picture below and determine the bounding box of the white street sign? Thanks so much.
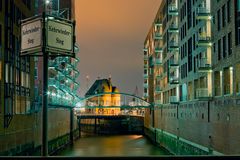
[47,19,73,52]
[21,19,42,53]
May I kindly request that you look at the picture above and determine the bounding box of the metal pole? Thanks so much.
[70,108,74,145]
[42,12,49,156]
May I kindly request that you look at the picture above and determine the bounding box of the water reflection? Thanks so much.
[55,135,171,157]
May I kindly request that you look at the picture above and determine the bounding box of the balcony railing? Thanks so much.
[149,59,155,67]
[168,23,178,33]
[154,32,163,40]
[169,58,179,67]
[155,100,161,105]
[196,7,211,19]
[155,20,162,27]
[169,76,179,84]
[155,47,163,53]
[155,58,162,65]
[170,96,179,104]
[144,54,148,60]
[143,73,148,79]
[144,83,148,89]
[144,93,149,98]
[196,88,211,99]
[168,41,179,51]
[197,33,211,46]
[168,4,178,15]
[155,86,162,93]
[156,73,162,79]
[144,62,148,68]
[198,58,211,71]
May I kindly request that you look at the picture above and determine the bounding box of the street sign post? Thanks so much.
[20,15,75,57]
[20,12,76,156]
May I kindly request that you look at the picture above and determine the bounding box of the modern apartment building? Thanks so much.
[143,0,240,155]
[34,0,80,109]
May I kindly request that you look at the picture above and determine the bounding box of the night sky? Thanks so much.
[75,0,162,97]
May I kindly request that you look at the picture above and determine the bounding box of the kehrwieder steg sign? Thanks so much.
[21,18,42,55]
[46,19,73,54]
[20,15,75,57]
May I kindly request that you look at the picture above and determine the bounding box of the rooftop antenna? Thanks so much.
[86,75,89,90]
[132,86,139,102]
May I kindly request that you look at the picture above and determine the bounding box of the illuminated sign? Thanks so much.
[46,19,73,53]
[21,19,42,55]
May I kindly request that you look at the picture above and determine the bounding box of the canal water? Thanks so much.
[55,134,171,157]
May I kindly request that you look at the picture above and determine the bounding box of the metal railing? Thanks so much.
[197,7,210,15]
[170,96,179,103]
[196,88,209,98]
[199,58,211,69]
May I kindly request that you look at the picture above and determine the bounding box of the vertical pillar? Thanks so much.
[70,108,74,145]
[94,118,97,133]
[230,67,233,94]
[78,118,81,138]
[220,71,223,96]
[42,12,49,157]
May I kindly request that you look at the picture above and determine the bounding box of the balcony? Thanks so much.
[197,33,211,47]
[144,83,148,88]
[169,58,179,67]
[48,78,60,87]
[154,20,162,27]
[198,58,211,71]
[168,41,179,51]
[154,32,163,40]
[169,76,179,84]
[155,58,162,65]
[149,59,155,67]
[144,61,148,68]
[143,48,148,52]
[143,73,148,79]
[155,100,161,106]
[144,93,149,98]
[155,47,163,53]
[144,54,148,60]
[196,7,211,20]
[155,86,162,93]
[156,73,162,79]
[196,88,212,100]
[170,96,179,104]
[168,23,178,33]
[168,4,178,16]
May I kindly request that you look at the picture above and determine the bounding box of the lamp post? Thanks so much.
[42,0,49,155]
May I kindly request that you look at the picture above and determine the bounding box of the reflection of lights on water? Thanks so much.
[129,135,143,139]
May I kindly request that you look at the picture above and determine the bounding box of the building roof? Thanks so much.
[85,78,119,96]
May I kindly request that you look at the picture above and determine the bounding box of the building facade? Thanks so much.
[85,78,121,115]
[143,0,240,155]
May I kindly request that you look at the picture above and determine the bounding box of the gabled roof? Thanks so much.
[85,79,112,96]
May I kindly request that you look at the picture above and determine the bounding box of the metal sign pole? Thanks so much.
[42,12,49,156]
